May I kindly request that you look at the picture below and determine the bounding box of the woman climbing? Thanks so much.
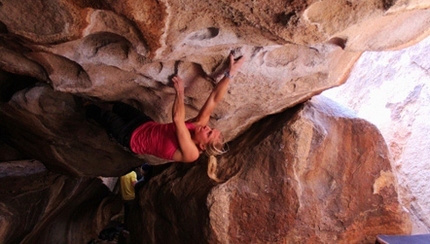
[85,53,245,165]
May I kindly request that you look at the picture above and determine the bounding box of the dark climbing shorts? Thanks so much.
[86,102,152,152]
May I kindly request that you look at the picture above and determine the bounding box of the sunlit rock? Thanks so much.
[324,35,430,234]
[0,0,427,243]
[130,97,410,244]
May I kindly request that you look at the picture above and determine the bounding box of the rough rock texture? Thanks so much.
[1,1,429,175]
[130,97,410,244]
[0,0,428,243]
[1,83,144,176]
[0,160,121,244]
[324,35,430,234]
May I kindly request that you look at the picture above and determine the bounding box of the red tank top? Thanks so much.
[130,122,196,160]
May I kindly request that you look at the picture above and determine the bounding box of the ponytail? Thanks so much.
[205,134,229,183]
[207,155,222,183]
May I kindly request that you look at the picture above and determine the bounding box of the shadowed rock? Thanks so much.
[129,97,410,244]
[0,160,122,244]
[0,0,426,243]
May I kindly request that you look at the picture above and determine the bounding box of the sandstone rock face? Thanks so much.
[0,0,428,175]
[0,0,427,243]
[324,35,430,234]
[131,97,410,244]
[1,83,145,176]
[0,160,121,244]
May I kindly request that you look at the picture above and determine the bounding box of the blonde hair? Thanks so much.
[205,133,229,183]
[205,132,228,157]
[207,155,222,183]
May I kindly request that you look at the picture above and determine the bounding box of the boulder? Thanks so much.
[323,34,430,234]
[129,96,410,244]
[0,160,122,244]
[0,0,427,242]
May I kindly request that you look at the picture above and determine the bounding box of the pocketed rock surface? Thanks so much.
[1,0,428,243]
[130,96,410,244]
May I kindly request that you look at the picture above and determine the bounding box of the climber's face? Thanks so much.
[194,125,220,150]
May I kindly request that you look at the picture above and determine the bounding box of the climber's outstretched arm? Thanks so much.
[171,75,200,163]
[193,54,245,126]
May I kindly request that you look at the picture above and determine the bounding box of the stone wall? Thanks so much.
[324,35,430,234]
[0,0,429,243]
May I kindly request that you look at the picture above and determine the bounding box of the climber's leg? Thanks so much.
[85,104,131,150]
